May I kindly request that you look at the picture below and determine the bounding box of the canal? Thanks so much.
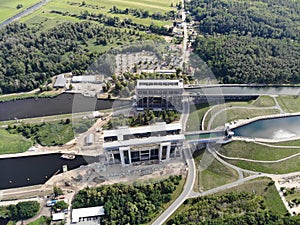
[0,93,131,121]
[188,86,300,95]
[233,115,300,140]
[0,154,98,190]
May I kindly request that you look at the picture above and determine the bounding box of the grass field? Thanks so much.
[186,103,210,131]
[202,96,277,129]
[0,129,32,154]
[277,95,300,113]
[224,155,300,174]
[220,141,300,161]
[252,95,276,107]
[0,0,41,23]
[194,150,239,191]
[20,0,177,30]
[217,177,287,215]
[28,216,51,225]
[211,108,280,129]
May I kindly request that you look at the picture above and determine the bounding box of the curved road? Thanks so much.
[152,96,196,225]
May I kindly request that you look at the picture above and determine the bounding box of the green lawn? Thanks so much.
[194,150,239,191]
[28,216,51,225]
[217,177,287,215]
[0,0,41,23]
[36,122,74,146]
[224,155,300,174]
[252,95,276,107]
[285,191,300,202]
[0,129,32,154]
[186,103,210,131]
[219,141,300,161]
[20,0,177,30]
[277,95,300,113]
[211,108,280,129]
[202,96,276,129]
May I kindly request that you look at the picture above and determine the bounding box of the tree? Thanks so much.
[52,201,69,212]
[53,186,64,197]
[16,4,23,9]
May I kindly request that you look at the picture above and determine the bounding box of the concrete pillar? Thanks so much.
[120,149,125,166]
[120,147,131,166]
[159,142,171,161]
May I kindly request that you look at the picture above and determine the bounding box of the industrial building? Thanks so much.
[71,75,104,84]
[72,206,104,223]
[135,79,184,110]
[103,122,183,166]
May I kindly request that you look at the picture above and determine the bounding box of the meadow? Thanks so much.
[20,0,178,30]
[0,0,40,23]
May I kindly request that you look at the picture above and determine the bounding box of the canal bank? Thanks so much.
[230,113,300,141]
[0,153,98,190]
[0,93,131,121]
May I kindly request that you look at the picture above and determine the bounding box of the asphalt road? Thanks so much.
[0,0,49,28]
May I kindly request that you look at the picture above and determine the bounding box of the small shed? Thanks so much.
[54,74,67,88]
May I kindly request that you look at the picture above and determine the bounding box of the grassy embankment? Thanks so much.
[0,118,96,154]
[0,0,41,23]
[203,95,277,129]
[20,0,176,29]
[186,103,210,131]
[220,141,300,161]
[193,149,239,192]
[277,95,300,113]
[0,129,32,154]
[167,177,287,224]
[217,177,287,215]
[0,90,61,103]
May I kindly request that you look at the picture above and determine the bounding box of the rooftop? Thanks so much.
[103,122,182,138]
[52,212,65,221]
[72,206,105,223]
[136,79,183,89]
[54,74,67,88]
[103,134,184,150]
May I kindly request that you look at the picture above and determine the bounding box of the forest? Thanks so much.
[187,0,300,84]
[168,192,300,225]
[193,35,300,84]
[0,22,150,94]
[72,175,182,225]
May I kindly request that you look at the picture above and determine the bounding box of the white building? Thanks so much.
[103,122,183,166]
[52,212,65,221]
[71,75,104,84]
[136,79,184,110]
[72,206,105,223]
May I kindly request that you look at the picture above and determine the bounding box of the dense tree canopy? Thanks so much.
[193,35,300,84]
[187,0,300,84]
[186,0,300,41]
[168,192,300,225]
[72,175,182,225]
[0,22,146,94]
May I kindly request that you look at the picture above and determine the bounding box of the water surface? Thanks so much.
[233,116,300,139]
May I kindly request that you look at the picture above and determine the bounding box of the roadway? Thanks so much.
[152,96,196,225]
[0,0,51,28]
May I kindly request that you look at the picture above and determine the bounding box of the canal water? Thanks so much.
[0,153,98,190]
[0,93,130,121]
[233,115,300,140]
[189,86,300,95]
